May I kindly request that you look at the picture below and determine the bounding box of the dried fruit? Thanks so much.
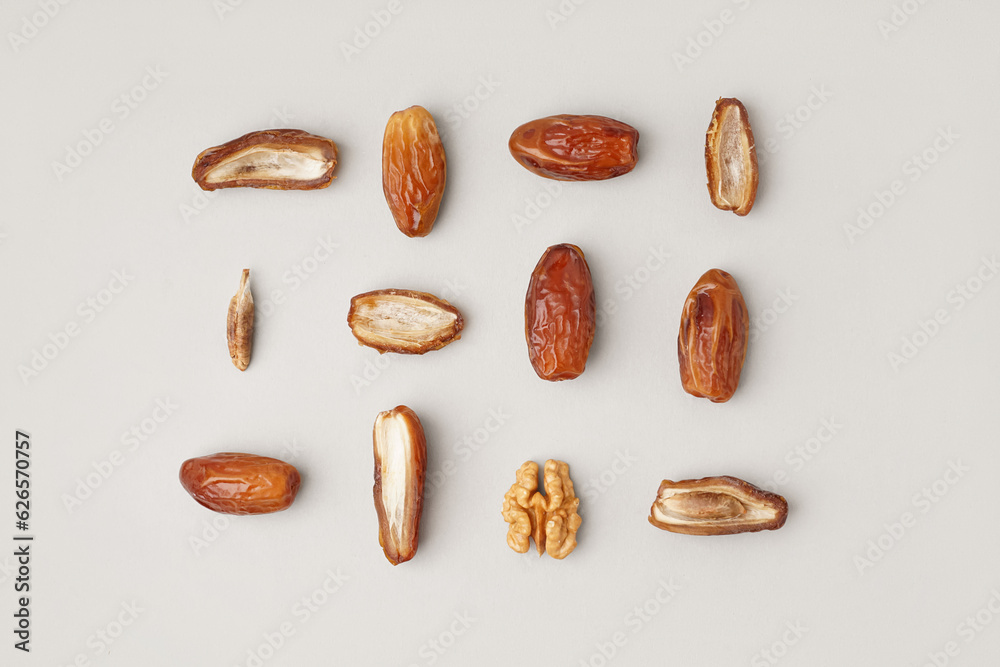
[373,406,427,565]
[192,129,338,191]
[705,98,758,216]
[348,289,464,354]
[179,453,301,515]
[501,460,581,559]
[382,106,447,237]
[677,268,749,403]
[227,269,254,371]
[508,114,639,181]
[648,476,787,535]
[525,244,596,381]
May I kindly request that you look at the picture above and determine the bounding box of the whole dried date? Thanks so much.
[227,269,254,371]
[192,129,338,191]
[677,268,749,402]
[382,106,447,237]
[373,406,427,565]
[348,289,464,354]
[525,244,596,381]
[705,98,758,216]
[508,114,639,181]
[648,476,787,535]
[501,459,581,559]
[179,453,301,515]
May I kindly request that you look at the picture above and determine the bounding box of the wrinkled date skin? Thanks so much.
[705,98,759,216]
[382,106,447,237]
[649,476,787,535]
[525,244,596,381]
[179,453,301,515]
[373,406,427,565]
[192,129,338,191]
[508,114,639,181]
[678,269,749,403]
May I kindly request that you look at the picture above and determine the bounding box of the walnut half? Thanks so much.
[649,476,787,536]
[501,460,581,559]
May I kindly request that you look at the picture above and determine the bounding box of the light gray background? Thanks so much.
[3,1,999,665]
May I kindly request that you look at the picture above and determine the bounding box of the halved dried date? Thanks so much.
[677,268,748,402]
[525,244,596,381]
[382,106,447,237]
[373,406,427,565]
[705,98,758,215]
[348,289,463,354]
[179,453,301,515]
[192,129,338,191]
[649,476,787,535]
[508,114,639,181]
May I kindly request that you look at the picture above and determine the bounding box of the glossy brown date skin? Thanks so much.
[179,453,301,515]
[382,106,447,237]
[373,406,427,565]
[508,115,639,181]
[649,476,787,535]
[192,129,338,191]
[705,98,758,216]
[677,269,749,403]
[525,244,596,381]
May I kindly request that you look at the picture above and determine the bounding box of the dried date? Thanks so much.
[525,244,596,381]
[373,406,427,565]
[508,114,639,181]
[192,129,338,191]
[705,98,758,216]
[348,289,463,354]
[382,106,447,237]
[677,268,749,402]
[179,453,301,515]
[649,476,787,535]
